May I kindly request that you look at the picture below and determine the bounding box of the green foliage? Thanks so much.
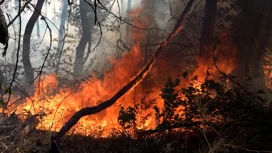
[118,104,138,129]
[155,78,183,128]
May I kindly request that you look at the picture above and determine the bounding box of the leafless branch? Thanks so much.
[7,0,32,27]
[5,0,22,107]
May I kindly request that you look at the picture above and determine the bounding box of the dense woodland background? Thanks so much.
[0,0,272,152]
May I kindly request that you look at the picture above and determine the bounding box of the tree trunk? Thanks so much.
[125,0,131,38]
[73,0,94,77]
[127,0,131,11]
[36,19,40,38]
[250,0,272,89]
[198,0,217,60]
[44,0,47,16]
[0,8,9,56]
[234,0,272,89]
[55,0,68,74]
[120,0,124,14]
[22,0,45,85]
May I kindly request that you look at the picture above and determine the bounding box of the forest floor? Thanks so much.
[1,123,272,153]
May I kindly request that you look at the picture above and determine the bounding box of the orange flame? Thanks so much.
[5,4,155,137]
[194,38,238,82]
[12,43,148,137]
[3,6,240,138]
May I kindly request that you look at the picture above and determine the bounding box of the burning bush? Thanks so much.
[118,72,272,152]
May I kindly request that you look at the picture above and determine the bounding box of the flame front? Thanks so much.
[3,4,242,138]
[13,43,147,137]
[8,5,154,137]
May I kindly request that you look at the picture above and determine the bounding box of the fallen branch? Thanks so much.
[51,0,195,142]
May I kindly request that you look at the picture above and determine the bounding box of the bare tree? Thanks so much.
[127,0,131,11]
[22,0,46,85]
[120,0,124,14]
[125,0,131,37]
[73,0,95,77]
[55,0,69,74]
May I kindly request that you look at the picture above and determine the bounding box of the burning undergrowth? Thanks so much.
[1,0,271,147]
[2,25,272,151]
[1,0,272,152]
[1,1,242,139]
[6,43,145,137]
[2,38,240,139]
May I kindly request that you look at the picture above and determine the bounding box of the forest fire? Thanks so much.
[12,43,148,137]
[6,39,239,138]
[3,1,238,138]
[1,0,272,152]
[4,5,156,137]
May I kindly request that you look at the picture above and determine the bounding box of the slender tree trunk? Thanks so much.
[73,0,94,77]
[198,0,217,60]
[125,0,131,39]
[22,0,45,85]
[120,0,124,14]
[55,0,68,74]
[36,19,40,38]
[44,0,47,16]
[127,0,131,11]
